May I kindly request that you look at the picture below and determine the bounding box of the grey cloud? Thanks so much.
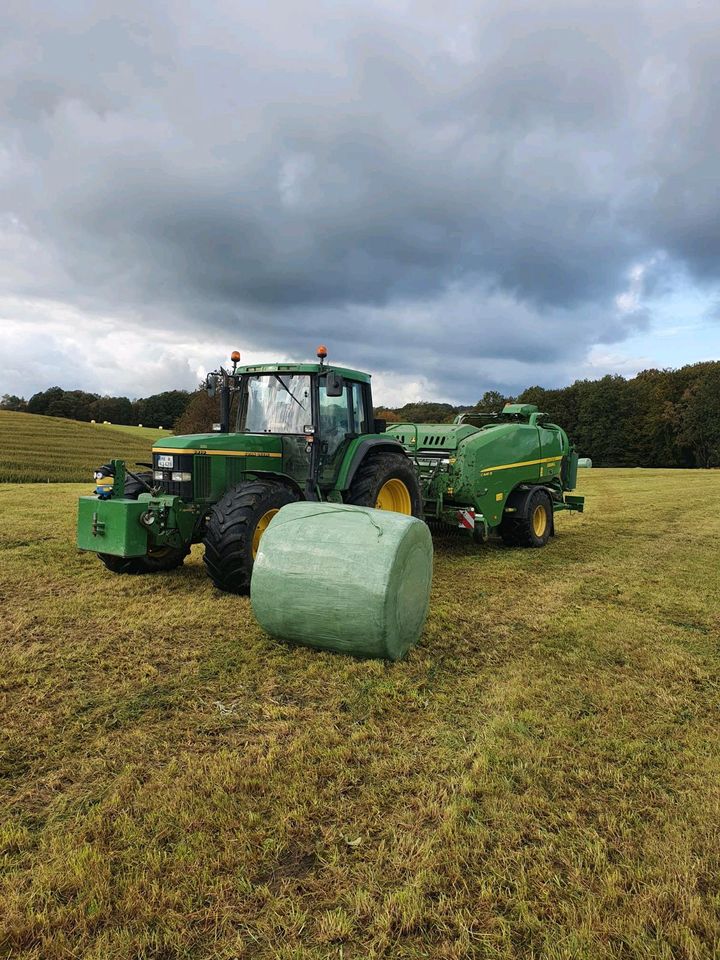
[0,0,719,401]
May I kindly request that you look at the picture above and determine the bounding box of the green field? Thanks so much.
[0,411,170,482]
[1,470,719,959]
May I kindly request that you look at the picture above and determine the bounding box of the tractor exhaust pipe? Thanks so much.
[219,380,231,433]
[205,350,240,433]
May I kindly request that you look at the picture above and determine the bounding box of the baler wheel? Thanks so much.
[500,487,552,548]
[345,452,423,519]
[203,480,299,594]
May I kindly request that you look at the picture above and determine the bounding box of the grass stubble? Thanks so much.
[0,470,719,959]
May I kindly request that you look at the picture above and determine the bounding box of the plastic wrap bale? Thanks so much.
[578,457,593,468]
[250,501,433,661]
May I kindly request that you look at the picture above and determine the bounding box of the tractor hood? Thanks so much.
[153,432,283,455]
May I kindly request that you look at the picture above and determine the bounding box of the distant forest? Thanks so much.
[3,360,720,467]
[376,360,720,469]
[1,386,191,431]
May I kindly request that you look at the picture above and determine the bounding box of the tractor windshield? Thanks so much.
[238,374,312,434]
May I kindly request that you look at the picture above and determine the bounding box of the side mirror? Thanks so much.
[325,371,344,397]
[206,374,218,398]
[374,418,386,433]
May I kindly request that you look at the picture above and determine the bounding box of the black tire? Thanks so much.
[123,470,153,498]
[98,470,189,574]
[500,487,553,548]
[203,480,299,594]
[345,452,423,519]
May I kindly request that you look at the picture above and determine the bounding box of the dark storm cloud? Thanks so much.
[1,0,719,400]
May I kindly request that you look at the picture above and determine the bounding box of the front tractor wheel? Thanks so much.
[500,487,553,548]
[203,480,299,594]
[345,452,423,519]
[99,543,189,575]
[98,471,189,575]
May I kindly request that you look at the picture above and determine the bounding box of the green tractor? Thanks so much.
[77,347,584,593]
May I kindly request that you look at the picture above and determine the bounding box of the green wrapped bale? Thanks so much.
[578,457,593,468]
[251,501,433,661]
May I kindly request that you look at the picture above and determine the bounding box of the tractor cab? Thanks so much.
[200,346,378,498]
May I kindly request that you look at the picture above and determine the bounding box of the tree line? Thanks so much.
[378,361,720,468]
[1,386,192,430]
[3,360,720,466]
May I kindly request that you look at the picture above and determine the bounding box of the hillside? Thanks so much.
[0,411,170,482]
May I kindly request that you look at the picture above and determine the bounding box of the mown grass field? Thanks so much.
[0,411,170,482]
[1,470,719,959]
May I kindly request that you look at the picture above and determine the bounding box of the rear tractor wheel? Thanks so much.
[203,480,299,594]
[98,471,189,574]
[345,452,423,519]
[499,487,553,548]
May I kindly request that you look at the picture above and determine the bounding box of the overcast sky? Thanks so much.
[1,0,719,405]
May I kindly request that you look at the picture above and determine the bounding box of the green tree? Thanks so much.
[135,390,192,428]
[0,394,28,412]
[473,390,513,413]
[673,365,720,467]
[27,387,64,415]
[173,389,221,434]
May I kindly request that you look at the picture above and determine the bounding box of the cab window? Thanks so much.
[351,381,367,433]
[318,381,351,460]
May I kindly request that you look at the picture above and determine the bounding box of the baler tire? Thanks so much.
[97,471,188,575]
[500,487,552,548]
[345,452,423,519]
[203,480,299,594]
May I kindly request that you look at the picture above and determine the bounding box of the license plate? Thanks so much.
[157,455,174,469]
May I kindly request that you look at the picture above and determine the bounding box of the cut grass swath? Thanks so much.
[0,410,169,482]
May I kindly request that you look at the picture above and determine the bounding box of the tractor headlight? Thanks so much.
[171,472,192,482]
[153,470,164,481]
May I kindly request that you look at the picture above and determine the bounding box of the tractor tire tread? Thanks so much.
[203,479,299,594]
[345,451,423,519]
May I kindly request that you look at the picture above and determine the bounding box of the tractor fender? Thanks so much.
[339,438,410,491]
[245,470,304,499]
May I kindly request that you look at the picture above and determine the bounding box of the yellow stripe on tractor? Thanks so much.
[152,448,283,458]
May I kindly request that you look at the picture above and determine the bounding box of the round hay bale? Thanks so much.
[578,457,593,468]
[251,501,433,661]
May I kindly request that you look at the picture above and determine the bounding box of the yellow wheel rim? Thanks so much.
[252,508,279,558]
[532,503,548,537]
[375,479,412,514]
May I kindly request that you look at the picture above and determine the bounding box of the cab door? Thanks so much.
[318,377,366,488]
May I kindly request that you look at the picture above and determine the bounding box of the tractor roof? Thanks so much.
[238,362,370,383]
